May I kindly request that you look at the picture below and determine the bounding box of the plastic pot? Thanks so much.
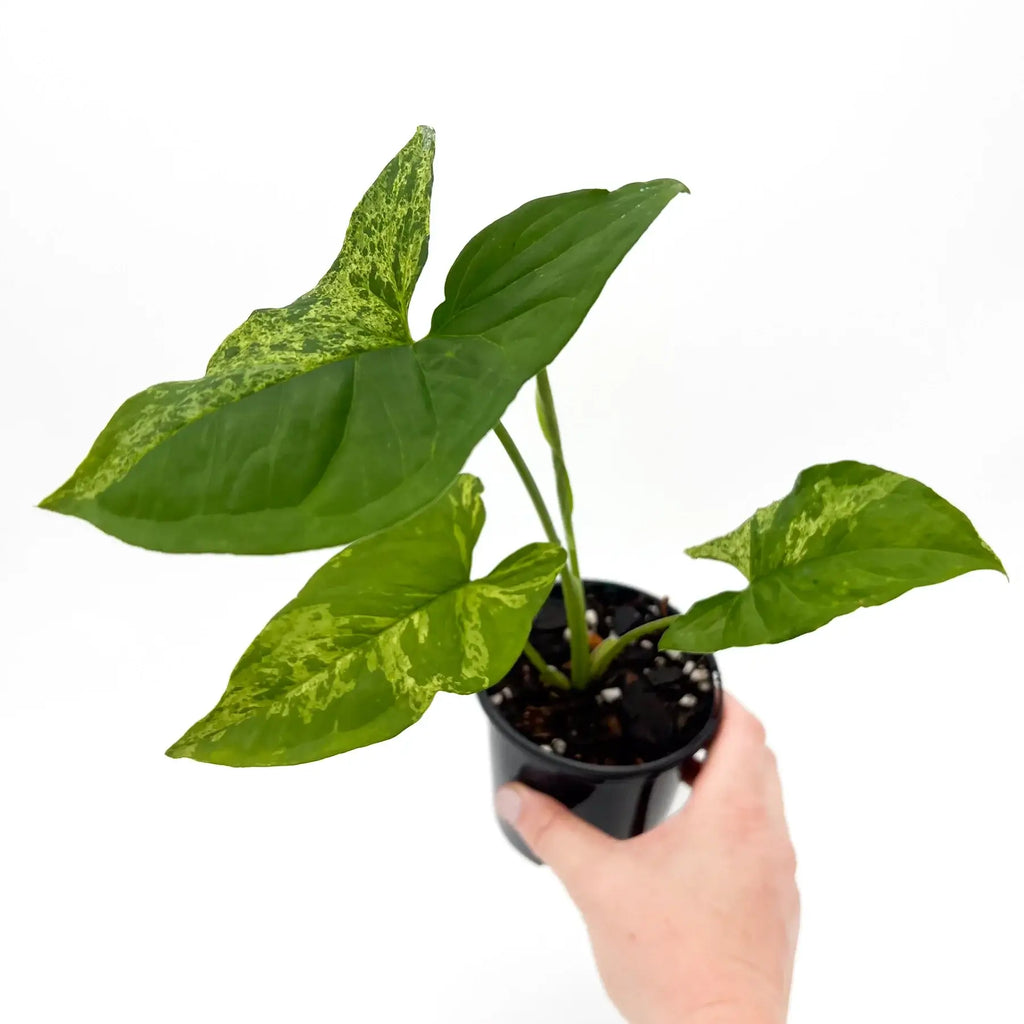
[478,580,724,863]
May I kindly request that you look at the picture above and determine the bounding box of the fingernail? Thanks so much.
[494,786,522,826]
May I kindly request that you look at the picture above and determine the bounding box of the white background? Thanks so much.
[2,1,1022,1021]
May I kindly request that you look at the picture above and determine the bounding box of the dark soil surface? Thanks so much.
[486,581,720,766]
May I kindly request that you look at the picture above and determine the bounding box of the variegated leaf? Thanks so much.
[660,461,1005,653]
[41,128,686,553]
[41,126,436,552]
[166,475,564,766]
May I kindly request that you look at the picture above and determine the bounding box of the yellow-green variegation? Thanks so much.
[41,127,686,553]
[660,461,1005,653]
[166,475,564,766]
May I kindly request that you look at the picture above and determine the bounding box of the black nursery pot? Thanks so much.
[479,580,723,863]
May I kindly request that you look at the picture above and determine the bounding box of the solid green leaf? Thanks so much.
[166,475,564,766]
[429,179,689,381]
[41,128,686,554]
[660,461,1005,653]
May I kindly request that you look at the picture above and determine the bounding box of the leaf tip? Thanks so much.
[653,177,689,197]
[453,472,484,504]
[165,725,206,760]
[37,488,68,514]
[982,541,1008,579]
[410,125,436,159]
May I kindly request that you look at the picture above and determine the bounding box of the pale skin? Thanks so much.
[495,693,800,1024]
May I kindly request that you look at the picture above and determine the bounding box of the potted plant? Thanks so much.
[40,126,1005,861]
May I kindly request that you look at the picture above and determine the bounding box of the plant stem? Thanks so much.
[535,370,581,577]
[589,615,680,679]
[493,421,561,545]
[493,419,583,689]
[535,369,590,687]
[523,641,572,691]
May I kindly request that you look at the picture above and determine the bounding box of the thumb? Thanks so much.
[496,783,615,892]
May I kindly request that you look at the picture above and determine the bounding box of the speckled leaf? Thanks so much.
[166,476,564,766]
[660,461,1005,653]
[41,126,436,552]
[41,131,686,554]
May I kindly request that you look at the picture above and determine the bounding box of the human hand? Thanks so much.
[494,693,799,1024]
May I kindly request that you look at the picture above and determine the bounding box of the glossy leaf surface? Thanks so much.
[661,461,1005,653]
[41,127,685,553]
[167,476,564,766]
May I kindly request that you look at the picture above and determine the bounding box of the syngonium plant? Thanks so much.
[41,127,1006,767]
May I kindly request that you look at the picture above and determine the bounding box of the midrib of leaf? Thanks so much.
[282,362,361,507]
[301,340,494,509]
[374,276,415,343]
[706,542,1003,637]
[441,195,578,312]
[774,543,999,579]
[261,334,508,513]
[470,300,572,348]
[732,584,768,637]
[729,543,1003,592]
[441,201,593,317]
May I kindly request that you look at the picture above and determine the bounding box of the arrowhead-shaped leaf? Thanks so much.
[166,475,564,766]
[428,179,688,378]
[41,127,686,553]
[41,126,436,552]
[660,461,1005,653]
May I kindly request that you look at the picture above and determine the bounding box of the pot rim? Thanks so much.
[477,577,724,780]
